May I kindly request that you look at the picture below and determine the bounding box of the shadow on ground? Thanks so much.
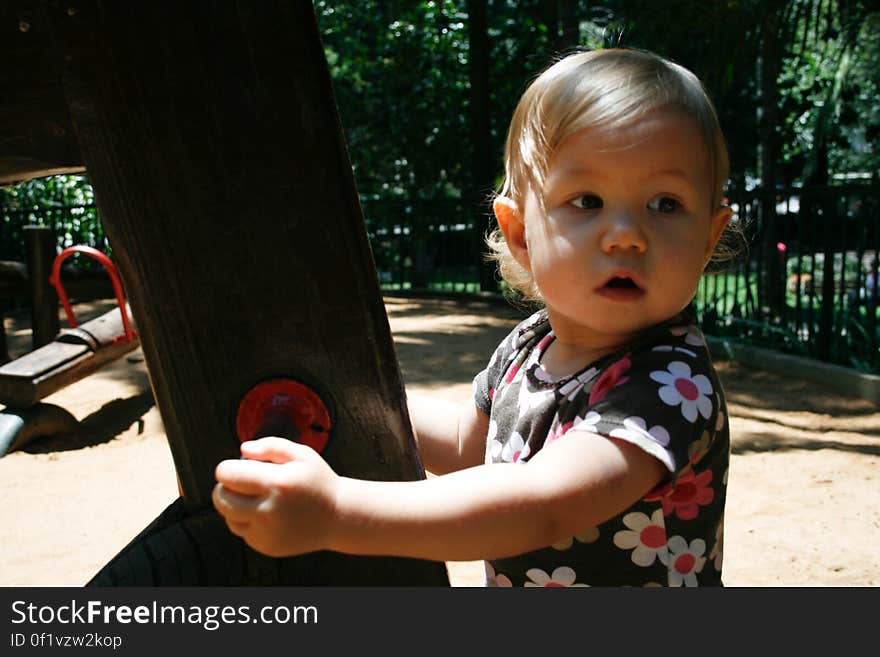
[20,392,156,454]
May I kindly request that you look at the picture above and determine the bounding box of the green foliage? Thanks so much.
[0,176,104,261]
[0,175,94,212]
[317,1,472,200]
[777,2,880,183]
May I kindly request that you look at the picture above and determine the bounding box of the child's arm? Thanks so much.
[406,393,488,474]
[212,430,665,561]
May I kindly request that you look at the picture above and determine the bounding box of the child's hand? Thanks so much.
[212,437,340,557]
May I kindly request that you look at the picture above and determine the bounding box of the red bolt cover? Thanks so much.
[236,379,331,454]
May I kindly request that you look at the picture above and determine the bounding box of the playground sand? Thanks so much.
[1,296,878,586]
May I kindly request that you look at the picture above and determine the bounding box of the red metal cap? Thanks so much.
[235,379,331,453]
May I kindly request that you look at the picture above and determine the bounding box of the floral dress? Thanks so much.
[473,309,729,587]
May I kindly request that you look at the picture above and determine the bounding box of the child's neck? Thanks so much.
[540,310,642,378]
[539,336,623,379]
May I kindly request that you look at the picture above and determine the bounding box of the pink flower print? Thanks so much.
[545,421,571,447]
[545,411,601,447]
[504,363,521,384]
[536,333,555,353]
[650,361,713,423]
[644,469,714,520]
[589,355,631,405]
[667,536,707,587]
[524,566,589,588]
[613,509,669,567]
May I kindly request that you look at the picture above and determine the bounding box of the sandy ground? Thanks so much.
[1,296,878,586]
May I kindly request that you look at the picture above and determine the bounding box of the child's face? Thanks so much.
[497,108,731,350]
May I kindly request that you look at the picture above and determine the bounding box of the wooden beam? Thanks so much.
[42,0,448,584]
[0,1,84,185]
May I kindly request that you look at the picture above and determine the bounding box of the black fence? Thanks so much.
[696,184,880,372]
[362,197,493,294]
[4,182,880,372]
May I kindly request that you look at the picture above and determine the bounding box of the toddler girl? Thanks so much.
[213,48,734,587]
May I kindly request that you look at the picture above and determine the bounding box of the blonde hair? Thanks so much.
[487,48,732,301]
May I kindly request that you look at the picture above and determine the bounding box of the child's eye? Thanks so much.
[647,196,682,213]
[568,194,603,210]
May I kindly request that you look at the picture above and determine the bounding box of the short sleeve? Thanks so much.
[473,311,546,416]
[581,335,721,480]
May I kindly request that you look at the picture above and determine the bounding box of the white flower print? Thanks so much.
[652,344,698,359]
[670,324,707,347]
[524,566,589,587]
[613,509,669,567]
[571,411,601,434]
[531,365,556,383]
[485,420,498,464]
[552,526,600,551]
[610,417,673,470]
[558,367,600,402]
[667,536,707,587]
[484,562,512,587]
[492,431,530,463]
[610,416,670,447]
[517,378,554,413]
[650,361,713,423]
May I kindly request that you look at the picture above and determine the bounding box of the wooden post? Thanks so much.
[38,0,448,585]
[23,224,60,349]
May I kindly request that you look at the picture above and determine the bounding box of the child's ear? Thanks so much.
[705,205,733,265]
[493,196,531,271]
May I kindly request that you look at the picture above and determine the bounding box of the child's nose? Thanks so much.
[599,213,647,253]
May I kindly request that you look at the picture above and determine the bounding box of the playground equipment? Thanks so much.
[0,1,449,585]
[0,243,139,454]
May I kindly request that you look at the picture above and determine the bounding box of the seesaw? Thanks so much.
[0,245,139,455]
[0,0,449,585]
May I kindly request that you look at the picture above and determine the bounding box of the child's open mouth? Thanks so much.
[597,276,645,301]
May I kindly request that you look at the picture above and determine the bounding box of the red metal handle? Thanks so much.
[236,379,331,454]
[48,245,136,344]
